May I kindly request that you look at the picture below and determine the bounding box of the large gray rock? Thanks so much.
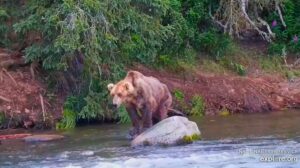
[131,116,201,147]
[23,134,64,142]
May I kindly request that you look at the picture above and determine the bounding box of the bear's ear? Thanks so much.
[124,82,134,92]
[107,83,115,91]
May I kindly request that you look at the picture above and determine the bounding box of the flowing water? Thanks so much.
[1,110,300,168]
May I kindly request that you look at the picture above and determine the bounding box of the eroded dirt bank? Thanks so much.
[0,48,63,129]
[1,48,300,129]
[134,65,300,115]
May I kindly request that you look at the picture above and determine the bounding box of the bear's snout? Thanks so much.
[111,96,122,108]
[109,103,118,110]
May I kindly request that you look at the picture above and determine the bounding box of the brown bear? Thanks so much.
[107,70,183,138]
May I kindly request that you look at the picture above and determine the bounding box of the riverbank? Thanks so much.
[1,44,300,129]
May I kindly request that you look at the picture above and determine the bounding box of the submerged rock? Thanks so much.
[0,133,32,140]
[23,134,64,142]
[131,116,201,147]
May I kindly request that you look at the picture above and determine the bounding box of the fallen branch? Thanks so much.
[2,68,18,86]
[0,95,11,102]
[40,94,46,122]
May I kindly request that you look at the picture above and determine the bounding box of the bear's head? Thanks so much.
[107,80,135,108]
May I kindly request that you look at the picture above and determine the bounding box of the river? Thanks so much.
[1,110,300,168]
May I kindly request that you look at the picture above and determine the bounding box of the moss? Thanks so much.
[181,134,201,144]
[219,108,230,116]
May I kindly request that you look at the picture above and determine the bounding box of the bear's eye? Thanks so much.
[117,93,122,97]
[111,93,115,97]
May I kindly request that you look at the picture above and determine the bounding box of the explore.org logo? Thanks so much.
[238,148,298,163]
[260,156,298,162]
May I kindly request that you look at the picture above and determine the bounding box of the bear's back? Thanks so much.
[143,76,169,100]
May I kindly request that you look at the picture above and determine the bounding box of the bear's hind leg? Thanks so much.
[157,95,172,121]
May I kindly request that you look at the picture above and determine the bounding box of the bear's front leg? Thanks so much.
[141,105,153,133]
[126,106,141,139]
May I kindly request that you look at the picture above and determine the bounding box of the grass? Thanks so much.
[259,56,285,73]
[56,109,76,130]
[190,95,205,116]
[259,56,300,79]
[200,59,227,74]
[0,112,5,128]
[198,43,300,79]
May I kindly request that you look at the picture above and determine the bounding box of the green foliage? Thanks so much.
[268,43,286,56]
[78,65,126,121]
[156,55,181,71]
[174,89,185,100]
[56,96,78,129]
[198,30,233,58]
[233,63,246,76]
[220,58,246,76]
[0,112,5,128]
[56,109,76,130]
[174,90,206,116]
[12,0,178,123]
[268,0,300,54]
[190,95,205,116]
[0,1,25,47]
[173,89,189,112]
[155,48,198,74]
[160,0,233,60]
[117,105,130,124]
[0,8,9,47]
[0,9,9,19]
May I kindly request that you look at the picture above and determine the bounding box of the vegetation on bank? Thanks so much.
[1,0,300,128]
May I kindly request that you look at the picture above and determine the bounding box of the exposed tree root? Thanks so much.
[0,49,26,69]
[210,0,284,42]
